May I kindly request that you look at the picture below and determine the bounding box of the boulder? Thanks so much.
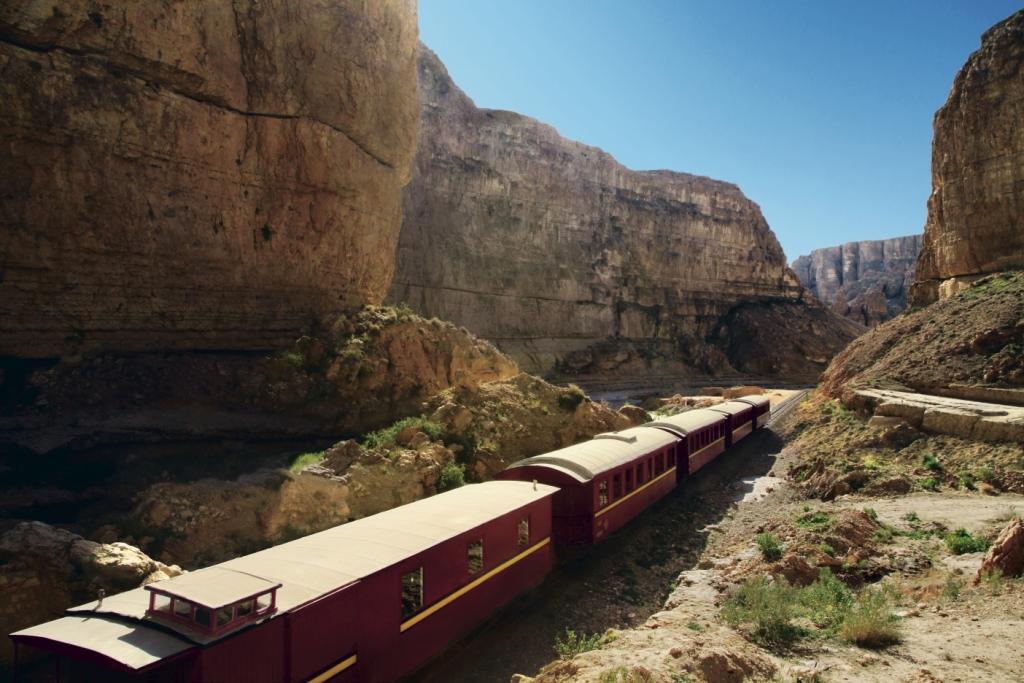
[974,517,1024,583]
[618,405,651,426]
[723,386,765,399]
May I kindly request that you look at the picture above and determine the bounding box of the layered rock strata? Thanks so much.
[909,10,1024,305]
[792,235,923,326]
[0,0,418,358]
[389,46,861,380]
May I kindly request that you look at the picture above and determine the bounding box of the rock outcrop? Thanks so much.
[975,517,1024,583]
[0,521,181,665]
[909,10,1024,305]
[0,0,419,359]
[792,235,923,326]
[389,46,861,381]
[2,306,518,454]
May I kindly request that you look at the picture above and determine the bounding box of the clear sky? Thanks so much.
[419,1,1021,261]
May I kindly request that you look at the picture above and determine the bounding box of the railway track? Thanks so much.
[767,388,809,427]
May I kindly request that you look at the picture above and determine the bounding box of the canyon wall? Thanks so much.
[792,235,922,326]
[0,0,418,359]
[909,9,1024,305]
[390,46,861,381]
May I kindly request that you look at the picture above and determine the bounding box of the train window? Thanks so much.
[625,468,633,492]
[636,464,645,485]
[518,517,530,547]
[256,593,272,612]
[194,608,211,628]
[598,481,609,507]
[173,599,192,618]
[668,451,675,467]
[612,473,622,498]
[236,599,254,617]
[153,594,172,612]
[401,568,423,619]
[216,608,233,627]
[467,540,484,574]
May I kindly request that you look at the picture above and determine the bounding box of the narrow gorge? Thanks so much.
[389,46,861,384]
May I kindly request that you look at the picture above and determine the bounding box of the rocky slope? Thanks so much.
[1,306,518,455]
[389,46,861,382]
[910,10,1024,305]
[0,0,418,359]
[820,271,1024,399]
[792,235,923,326]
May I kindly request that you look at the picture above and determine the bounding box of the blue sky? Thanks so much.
[419,1,1021,261]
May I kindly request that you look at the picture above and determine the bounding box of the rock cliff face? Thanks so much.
[389,46,859,381]
[909,10,1024,305]
[792,235,923,326]
[0,0,418,358]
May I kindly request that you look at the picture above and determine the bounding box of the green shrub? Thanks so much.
[800,568,853,631]
[920,477,940,491]
[902,511,920,523]
[958,473,977,490]
[756,533,783,561]
[557,385,587,411]
[362,416,444,450]
[437,463,466,492]
[862,507,879,521]
[723,576,806,647]
[686,621,703,632]
[817,543,836,557]
[977,465,996,483]
[944,528,989,554]
[554,628,604,659]
[838,588,901,648]
[922,453,943,472]
[980,568,1004,595]
[289,450,325,473]
[796,511,832,529]
[942,575,964,601]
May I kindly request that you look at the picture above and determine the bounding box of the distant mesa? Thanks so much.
[792,235,923,327]
[389,45,861,384]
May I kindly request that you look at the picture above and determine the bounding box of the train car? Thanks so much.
[734,395,771,429]
[707,400,756,447]
[10,481,557,683]
[496,427,680,545]
[642,408,727,476]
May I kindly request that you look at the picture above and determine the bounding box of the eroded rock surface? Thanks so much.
[910,10,1024,305]
[390,46,860,381]
[792,235,923,326]
[0,0,418,358]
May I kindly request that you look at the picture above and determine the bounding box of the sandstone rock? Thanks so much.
[699,387,726,397]
[974,517,1024,582]
[618,405,651,426]
[769,554,819,587]
[0,0,419,359]
[793,235,923,326]
[910,11,1024,305]
[722,386,765,399]
[389,45,861,380]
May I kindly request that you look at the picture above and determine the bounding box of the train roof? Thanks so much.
[707,400,754,416]
[505,427,679,482]
[28,481,557,650]
[734,395,770,409]
[11,615,193,672]
[643,408,724,436]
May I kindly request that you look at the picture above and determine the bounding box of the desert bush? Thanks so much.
[554,628,604,659]
[838,588,901,648]
[796,511,832,529]
[944,528,989,554]
[920,476,940,491]
[756,533,783,561]
[722,576,805,647]
[437,463,466,492]
[289,450,325,473]
[922,453,943,472]
[362,416,444,450]
[942,575,964,601]
[800,568,853,631]
[557,385,587,411]
[980,568,1004,595]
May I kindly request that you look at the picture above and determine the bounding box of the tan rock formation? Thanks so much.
[792,235,923,326]
[0,521,181,665]
[0,0,418,358]
[909,10,1024,305]
[389,46,860,381]
[974,517,1024,583]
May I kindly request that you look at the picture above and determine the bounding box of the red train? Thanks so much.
[10,397,769,682]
